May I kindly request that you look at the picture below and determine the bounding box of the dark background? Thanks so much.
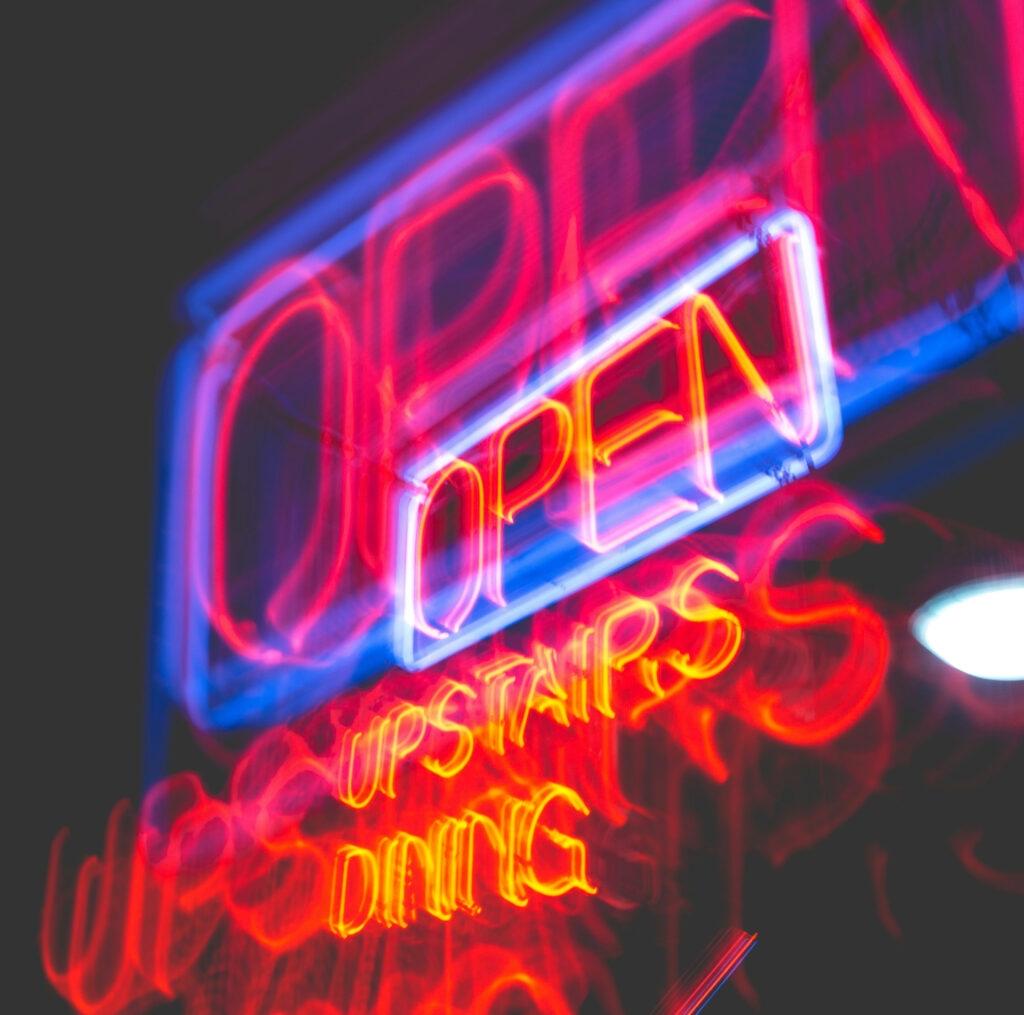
[18,2,1022,1012]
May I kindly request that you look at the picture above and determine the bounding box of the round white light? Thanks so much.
[911,576,1024,680]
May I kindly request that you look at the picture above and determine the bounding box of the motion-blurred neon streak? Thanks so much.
[842,0,1016,259]
[652,928,757,1015]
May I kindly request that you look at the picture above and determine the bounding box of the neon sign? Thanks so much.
[397,209,838,669]
[45,489,889,1015]
[156,0,1022,732]
[142,0,1024,730]
[161,0,846,730]
[41,0,1024,1007]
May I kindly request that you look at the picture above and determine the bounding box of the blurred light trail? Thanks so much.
[652,928,757,1015]
[842,0,1016,259]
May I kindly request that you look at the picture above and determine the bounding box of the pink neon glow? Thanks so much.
[1003,0,1024,233]
[775,0,818,224]
[366,157,543,422]
[549,3,770,361]
[842,0,1015,259]
[210,279,357,663]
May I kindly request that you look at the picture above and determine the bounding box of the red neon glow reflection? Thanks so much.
[45,485,900,1015]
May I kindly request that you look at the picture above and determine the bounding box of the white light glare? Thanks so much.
[911,576,1024,680]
